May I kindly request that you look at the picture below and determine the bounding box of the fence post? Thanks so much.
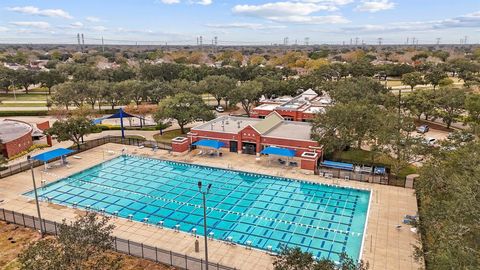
[201,259,203,270]
[170,250,173,266]
[185,254,187,269]
[12,211,16,224]
[54,222,58,235]
[141,243,144,258]
[114,237,117,251]
[22,213,26,227]
[155,246,158,262]
[127,240,131,255]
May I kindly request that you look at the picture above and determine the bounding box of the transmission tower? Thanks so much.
[304,37,309,46]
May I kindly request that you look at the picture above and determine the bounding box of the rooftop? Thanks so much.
[0,120,33,143]
[192,113,313,141]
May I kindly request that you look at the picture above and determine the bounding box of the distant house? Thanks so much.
[252,89,332,122]
[3,62,26,71]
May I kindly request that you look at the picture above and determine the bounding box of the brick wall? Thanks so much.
[2,131,33,158]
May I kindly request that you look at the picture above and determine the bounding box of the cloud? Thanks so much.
[342,10,480,33]
[70,22,84,28]
[0,26,8,32]
[356,0,395,13]
[158,0,181,4]
[86,16,101,22]
[206,22,287,30]
[157,0,213,5]
[232,2,349,24]
[193,0,212,5]
[91,26,108,32]
[10,21,51,29]
[7,6,73,19]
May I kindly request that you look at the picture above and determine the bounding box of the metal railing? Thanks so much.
[0,136,172,179]
[0,208,236,270]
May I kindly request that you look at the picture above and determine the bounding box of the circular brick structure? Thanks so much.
[0,119,33,158]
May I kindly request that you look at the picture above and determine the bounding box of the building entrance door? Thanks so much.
[242,142,256,155]
[229,141,238,152]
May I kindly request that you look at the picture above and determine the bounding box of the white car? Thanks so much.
[424,137,437,146]
[215,106,225,112]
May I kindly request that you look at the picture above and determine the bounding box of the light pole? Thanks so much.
[27,155,45,238]
[198,181,212,270]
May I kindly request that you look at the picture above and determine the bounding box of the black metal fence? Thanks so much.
[0,208,236,270]
[318,167,406,187]
[0,136,172,179]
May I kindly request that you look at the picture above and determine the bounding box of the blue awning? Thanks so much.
[192,139,225,149]
[260,146,296,157]
[320,160,354,171]
[31,148,75,162]
[92,108,143,125]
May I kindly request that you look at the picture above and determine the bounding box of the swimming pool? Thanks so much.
[25,155,370,262]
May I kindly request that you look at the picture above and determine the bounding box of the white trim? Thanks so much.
[358,188,373,262]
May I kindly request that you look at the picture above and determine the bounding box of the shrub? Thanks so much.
[7,144,50,161]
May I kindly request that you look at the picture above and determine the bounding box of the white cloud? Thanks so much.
[91,26,108,31]
[232,1,349,24]
[159,0,181,4]
[356,0,395,13]
[7,6,73,19]
[206,22,286,30]
[193,0,212,5]
[0,26,8,32]
[10,21,51,29]
[342,10,480,33]
[70,22,84,28]
[86,16,101,22]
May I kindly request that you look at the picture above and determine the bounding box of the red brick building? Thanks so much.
[0,119,34,158]
[172,112,323,172]
[251,89,332,122]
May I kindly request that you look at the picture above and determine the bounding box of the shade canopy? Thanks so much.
[31,148,74,162]
[320,160,354,171]
[92,108,141,124]
[192,139,225,149]
[260,146,296,157]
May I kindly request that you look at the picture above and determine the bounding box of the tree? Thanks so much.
[115,80,147,107]
[414,143,480,269]
[403,89,436,120]
[154,92,214,134]
[273,246,368,270]
[424,69,447,90]
[434,87,466,129]
[401,72,424,91]
[198,75,237,108]
[311,102,382,152]
[464,93,480,134]
[147,80,173,104]
[46,116,94,148]
[349,59,374,77]
[105,82,127,109]
[431,50,450,62]
[328,77,391,106]
[52,82,77,110]
[229,80,263,117]
[19,212,123,270]
[15,69,38,94]
[37,70,66,95]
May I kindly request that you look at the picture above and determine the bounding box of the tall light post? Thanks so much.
[27,155,45,238]
[198,181,212,270]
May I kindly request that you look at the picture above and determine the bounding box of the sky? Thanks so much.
[0,0,479,45]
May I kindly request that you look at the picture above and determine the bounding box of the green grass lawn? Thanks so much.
[331,148,417,178]
[28,87,50,93]
[0,103,47,107]
[0,93,50,101]
[153,128,190,144]
[125,135,146,141]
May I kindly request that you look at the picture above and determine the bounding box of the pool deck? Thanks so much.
[0,143,423,270]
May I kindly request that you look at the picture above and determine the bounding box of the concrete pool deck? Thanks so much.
[0,143,423,270]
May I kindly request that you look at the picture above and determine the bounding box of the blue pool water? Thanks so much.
[25,155,370,261]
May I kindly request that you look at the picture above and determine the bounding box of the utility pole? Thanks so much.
[101,36,105,53]
[304,37,309,46]
[406,37,409,45]
[199,35,203,51]
[214,36,218,52]
[27,156,45,238]
[81,33,85,52]
[378,37,383,46]
[198,181,212,270]
[355,37,359,46]
[436,38,441,45]
[350,38,353,45]
[464,36,468,45]
[77,33,81,52]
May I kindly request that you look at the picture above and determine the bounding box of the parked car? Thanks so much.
[416,124,429,133]
[215,106,225,112]
[424,137,437,146]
